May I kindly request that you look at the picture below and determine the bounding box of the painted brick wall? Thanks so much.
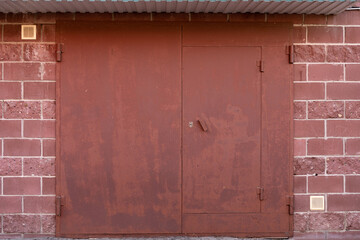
[0,10,359,239]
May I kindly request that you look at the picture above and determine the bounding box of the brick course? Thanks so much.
[0,10,359,239]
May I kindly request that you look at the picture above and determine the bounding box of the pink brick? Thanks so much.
[24,196,55,213]
[346,139,360,155]
[43,139,56,157]
[191,13,227,22]
[327,157,360,174]
[3,24,40,42]
[267,14,303,24]
[346,212,360,230]
[23,44,56,62]
[0,196,22,213]
[3,215,41,233]
[293,27,306,43]
[42,177,55,195]
[42,25,56,42]
[346,27,360,43]
[294,83,325,100]
[328,194,360,211]
[23,158,55,176]
[24,120,55,138]
[327,46,360,63]
[3,101,41,119]
[327,83,360,100]
[43,63,56,80]
[294,157,325,175]
[304,14,326,24]
[0,82,21,99]
[294,176,306,193]
[346,101,360,118]
[294,45,326,62]
[308,101,344,119]
[3,177,41,195]
[308,213,345,231]
[346,176,360,193]
[294,213,308,232]
[307,27,343,43]
[294,120,324,138]
[24,82,55,100]
[4,139,41,156]
[294,195,310,212]
[41,215,55,233]
[294,139,306,156]
[0,120,21,137]
[4,63,42,80]
[42,101,55,119]
[327,120,360,137]
[307,138,343,156]
[308,64,344,81]
[229,13,265,22]
[327,11,360,25]
[0,158,22,176]
[294,102,306,119]
[293,64,306,81]
[346,64,360,81]
[0,44,22,61]
[308,176,343,193]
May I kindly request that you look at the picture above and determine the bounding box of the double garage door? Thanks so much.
[56,22,293,238]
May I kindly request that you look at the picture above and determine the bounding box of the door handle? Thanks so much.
[197,119,208,132]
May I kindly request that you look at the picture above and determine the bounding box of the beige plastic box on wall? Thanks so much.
[21,25,36,40]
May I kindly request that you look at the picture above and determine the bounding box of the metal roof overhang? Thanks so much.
[0,0,356,15]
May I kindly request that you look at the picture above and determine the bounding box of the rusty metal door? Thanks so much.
[57,22,293,237]
[57,22,182,235]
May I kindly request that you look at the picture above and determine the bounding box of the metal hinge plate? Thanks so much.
[56,43,64,62]
[257,187,264,201]
[56,195,64,216]
[288,45,295,64]
[286,195,294,215]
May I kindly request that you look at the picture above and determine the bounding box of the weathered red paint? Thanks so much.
[57,22,293,237]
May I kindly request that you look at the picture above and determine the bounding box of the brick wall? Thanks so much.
[0,10,359,239]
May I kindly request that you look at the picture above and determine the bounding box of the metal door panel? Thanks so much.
[58,22,182,235]
[183,47,261,214]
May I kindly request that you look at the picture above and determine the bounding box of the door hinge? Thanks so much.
[56,43,64,62]
[288,45,295,64]
[257,187,264,201]
[286,195,294,215]
[56,195,64,216]
[260,60,264,72]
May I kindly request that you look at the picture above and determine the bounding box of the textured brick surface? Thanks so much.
[294,157,325,175]
[0,158,21,176]
[23,44,56,62]
[23,158,55,176]
[327,157,360,174]
[308,213,345,231]
[308,101,344,119]
[345,101,360,118]
[294,213,308,232]
[346,213,360,230]
[327,46,360,63]
[294,102,306,119]
[3,215,41,233]
[3,101,41,119]
[42,101,56,119]
[41,215,56,233]
[0,44,22,61]
[294,45,326,62]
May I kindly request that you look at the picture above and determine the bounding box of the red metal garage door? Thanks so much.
[56,22,293,238]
